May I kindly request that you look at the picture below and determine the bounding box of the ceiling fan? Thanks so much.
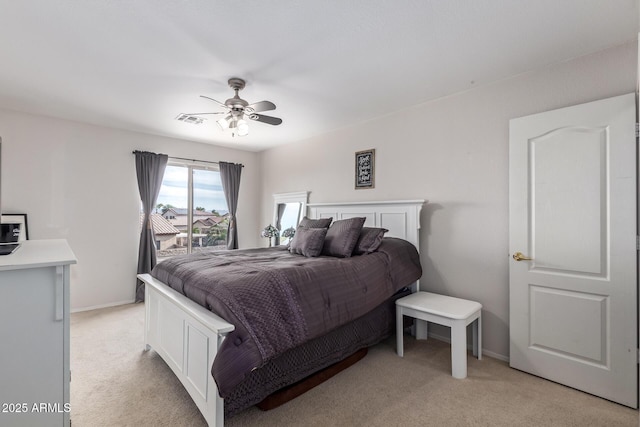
[188,78,282,137]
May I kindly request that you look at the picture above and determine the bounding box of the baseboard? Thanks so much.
[426,332,509,363]
[71,299,136,313]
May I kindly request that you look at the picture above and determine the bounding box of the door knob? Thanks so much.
[512,252,533,261]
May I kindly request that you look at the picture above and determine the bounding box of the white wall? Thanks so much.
[259,42,637,359]
[0,112,260,311]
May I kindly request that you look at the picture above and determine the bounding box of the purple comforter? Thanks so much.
[151,237,422,396]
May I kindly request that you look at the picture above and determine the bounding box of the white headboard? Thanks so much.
[307,200,425,251]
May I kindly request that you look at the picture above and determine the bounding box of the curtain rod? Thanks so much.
[132,150,244,167]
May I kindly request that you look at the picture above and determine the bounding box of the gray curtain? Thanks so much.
[275,203,286,245]
[219,161,243,250]
[135,151,168,302]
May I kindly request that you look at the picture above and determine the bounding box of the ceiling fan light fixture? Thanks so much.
[216,115,231,130]
[237,119,249,136]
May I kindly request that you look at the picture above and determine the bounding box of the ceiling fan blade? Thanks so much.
[248,113,282,126]
[199,95,229,109]
[246,100,276,113]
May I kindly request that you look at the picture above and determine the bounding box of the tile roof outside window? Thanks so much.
[140,213,181,236]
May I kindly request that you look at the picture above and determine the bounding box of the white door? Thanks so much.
[509,93,637,408]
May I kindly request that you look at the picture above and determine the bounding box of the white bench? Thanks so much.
[396,291,482,379]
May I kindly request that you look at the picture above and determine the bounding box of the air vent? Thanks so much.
[175,113,206,125]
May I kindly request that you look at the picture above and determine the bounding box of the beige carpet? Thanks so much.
[70,303,638,427]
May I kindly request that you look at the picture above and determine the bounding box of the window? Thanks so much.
[151,162,229,261]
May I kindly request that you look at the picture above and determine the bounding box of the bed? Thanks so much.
[137,200,425,426]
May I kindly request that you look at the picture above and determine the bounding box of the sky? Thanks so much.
[155,165,228,213]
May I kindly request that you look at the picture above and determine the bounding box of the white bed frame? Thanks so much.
[137,199,425,426]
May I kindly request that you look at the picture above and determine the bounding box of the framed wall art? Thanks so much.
[355,149,375,189]
[1,214,28,241]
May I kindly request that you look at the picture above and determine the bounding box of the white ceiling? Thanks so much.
[0,1,637,151]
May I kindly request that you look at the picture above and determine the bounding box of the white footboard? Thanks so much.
[138,274,234,427]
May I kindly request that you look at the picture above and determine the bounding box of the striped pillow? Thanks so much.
[321,217,366,258]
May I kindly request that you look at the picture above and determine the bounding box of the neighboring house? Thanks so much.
[158,209,228,247]
[162,208,226,233]
[140,213,181,250]
[160,207,179,220]
[193,216,219,234]
[161,207,203,219]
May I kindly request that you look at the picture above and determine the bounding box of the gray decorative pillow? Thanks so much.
[299,216,332,228]
[353,227,389,255]
[288,227,328,257]
[321,217,366,258]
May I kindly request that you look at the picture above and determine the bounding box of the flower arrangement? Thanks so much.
[261,224,279,247]
[261,224,279,239]
[281,227,296,240]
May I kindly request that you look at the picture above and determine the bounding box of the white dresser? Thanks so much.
[0,240,77,427]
